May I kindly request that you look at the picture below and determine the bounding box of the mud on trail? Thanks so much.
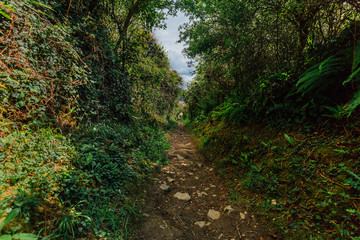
[131,123,274,240]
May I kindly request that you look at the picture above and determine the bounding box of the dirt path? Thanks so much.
[131,123,274,240]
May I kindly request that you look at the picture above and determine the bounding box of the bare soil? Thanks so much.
[131,123,275,240]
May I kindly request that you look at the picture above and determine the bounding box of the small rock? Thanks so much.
[187,172,194,175]
[207,209,221,220]
[210,184,216,188]
[271,199,277,205]
[195,176,199,180]
[194,221,206,228]
[240,212,246,219]
[174,192,191,201]
[224,205,235,214]
[160,184,170,191]
[209,168,213,171]
[197,192,208,197]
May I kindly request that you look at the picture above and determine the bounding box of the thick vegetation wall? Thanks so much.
[189,114,360,239]
[0,0,180,239]
[180,0,360,239]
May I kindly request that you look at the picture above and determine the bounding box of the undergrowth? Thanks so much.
[0,120,170,239]
[0,0,180,239]
[188,113,360,239]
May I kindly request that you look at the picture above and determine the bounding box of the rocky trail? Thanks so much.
[131,123,274,240]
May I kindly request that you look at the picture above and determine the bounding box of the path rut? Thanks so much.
[131,123,274,240]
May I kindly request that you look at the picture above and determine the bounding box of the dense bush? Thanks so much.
[181,0,360,125]
[0,0,181,238]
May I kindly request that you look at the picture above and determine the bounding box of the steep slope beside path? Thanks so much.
[132,123,274,240]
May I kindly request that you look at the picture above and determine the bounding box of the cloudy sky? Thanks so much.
[154,12,195,88]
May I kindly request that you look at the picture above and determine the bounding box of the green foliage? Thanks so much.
[0,0,181,238]
[283,134,294,145]
[296,43,360,117]
[0,208,20,233]
[0,1,88,124]
[182,0,360,126]
[0,127,74,198]
[191,117,360,238]
[182,1,360,238]
[0,121,170,238]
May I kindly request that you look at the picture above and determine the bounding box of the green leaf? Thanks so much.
[0,208,20,232]
[12,233,38,240]
[284,134,294,145]
[0,9,11,20]
[0,140,4,150]
[69,106,76,114]
[343,67,360,85]
[345,169,360,182]
[27,1,55,12]
[345,88,360,114]
[352,42,360,72]
[0,235,12,240]
[0,2,17,12]
[16,101,26,108]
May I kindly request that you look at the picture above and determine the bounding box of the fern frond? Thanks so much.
[352,42,360,72]
[296,56,345,96]
[345,87,360,114]
[343,67,360,85]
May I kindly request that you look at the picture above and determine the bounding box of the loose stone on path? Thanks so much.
[197,191,208,197]
[133,123,272,240]
[160,183,170,191]
[224,205,235,214]
[207,209,221,220]
[174,192,191,201]
[194,221,206,228]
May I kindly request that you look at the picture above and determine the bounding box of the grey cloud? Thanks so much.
[154,12,194,87]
